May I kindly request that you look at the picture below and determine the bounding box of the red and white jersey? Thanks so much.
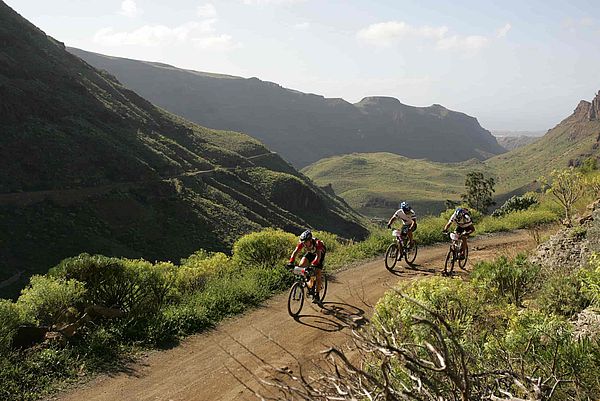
[292,239,326,265]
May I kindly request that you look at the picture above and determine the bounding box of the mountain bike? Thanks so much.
[443,231,469,275]
[286,265,328,317]
[384,228,418,271]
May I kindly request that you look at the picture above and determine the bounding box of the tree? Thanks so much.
[461,171,495,214]
[541,168,585,225]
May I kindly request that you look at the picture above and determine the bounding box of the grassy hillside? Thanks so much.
[303,92,600,218]
[487,96,600,194]
[0,2,368,298]
[68,47,505,168]
[302,152,491,217]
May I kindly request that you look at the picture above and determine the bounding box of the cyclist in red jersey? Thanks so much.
[287,230,326,302]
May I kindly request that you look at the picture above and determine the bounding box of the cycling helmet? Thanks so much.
[455,207,465,216]
[400,201,411,212]
[299,229,312,242]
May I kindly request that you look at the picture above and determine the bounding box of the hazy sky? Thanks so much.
[7,0,600,131]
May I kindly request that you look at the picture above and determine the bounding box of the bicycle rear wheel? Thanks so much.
[459,245,469,269]
[444,250,455,275]
[287,282,304,317]
[404,242,418,265]
[385,243,399,271]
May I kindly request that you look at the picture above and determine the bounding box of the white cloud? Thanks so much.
[294,22,310,30]
[118,0,140,18]
[197,3,217,18]
[193,34,238,50]
[437,35,489,51]
[357,21,448,47]
[496,23,511,38]
[358,20,493,52]
[94,21,217,47]
[242,0,305,4]
[563,17,596,32]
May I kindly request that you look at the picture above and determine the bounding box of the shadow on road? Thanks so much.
[388,263,437,276]
[293,301,367,331]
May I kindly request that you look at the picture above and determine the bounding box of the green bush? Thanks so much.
[177,252,231,294]
[374,277,484,340]
[50,254,174,317]
[580,253,600,306]
[492,193,538,217]
[17,275,86,326]
[537,274,590,318]
[232,229,296,267]
[0,300,23,350]
[471,254,540,306]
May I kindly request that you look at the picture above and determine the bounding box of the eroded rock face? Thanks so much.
[589,91,600,121]
[529,201,600,271]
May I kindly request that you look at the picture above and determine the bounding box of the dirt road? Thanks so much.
[54,231,535,401]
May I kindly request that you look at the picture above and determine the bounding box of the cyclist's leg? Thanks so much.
[408,222,417,246]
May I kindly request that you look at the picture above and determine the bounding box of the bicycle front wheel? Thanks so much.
[385,243,399,271]
[444,250,455,274]
[287,282,304,317]
[404,242,418,265]
[459,246,469,269]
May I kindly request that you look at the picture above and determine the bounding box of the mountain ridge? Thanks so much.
[68,47,506,168]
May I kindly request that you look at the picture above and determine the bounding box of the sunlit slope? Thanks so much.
[486,95,600,194]
[302,152,491,217]
[303,93,600,219]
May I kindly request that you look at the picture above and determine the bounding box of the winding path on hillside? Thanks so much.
[52,231,535,401]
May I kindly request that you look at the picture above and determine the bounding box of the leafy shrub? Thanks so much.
[471,254,540,306]
[491,193,538,217]
[17,275,86,326]
[374,277,484,339]
[537,274,590,317]
[232,229,296,267]
[49,254,174,317]
[177,252,231,293]
[0,300,23,350]
[477,208,558,233]
[580,253,600,306]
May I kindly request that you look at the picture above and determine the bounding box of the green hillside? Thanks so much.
[303,92,600,218]
[487,96,600,194]
[302,153,491,217]
[0,2,368,297]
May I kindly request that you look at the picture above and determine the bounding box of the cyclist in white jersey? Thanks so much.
[386,201,417,247]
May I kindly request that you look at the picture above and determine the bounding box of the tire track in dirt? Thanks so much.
[52,230,535,401]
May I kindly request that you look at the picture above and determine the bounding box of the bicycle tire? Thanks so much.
[318,272,328,303]
[459,245,469,269]
[404,242,418,265]
[385,243,399,271]
[444,250,455,275]
[287,281,304,317]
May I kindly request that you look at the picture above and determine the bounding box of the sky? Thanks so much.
[6,0,600,131]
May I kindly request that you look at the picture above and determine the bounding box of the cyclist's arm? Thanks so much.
[387,215,396,227]
[289,243,303,263]
[311,248,323,266]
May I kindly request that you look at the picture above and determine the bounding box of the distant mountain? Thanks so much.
[303,91,600,217]
[0,2,368,297]
[496,135,540,151]
[491,130,546,137]
[68,48,506,168]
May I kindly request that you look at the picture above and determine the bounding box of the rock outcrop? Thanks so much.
[589,91,600,121]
